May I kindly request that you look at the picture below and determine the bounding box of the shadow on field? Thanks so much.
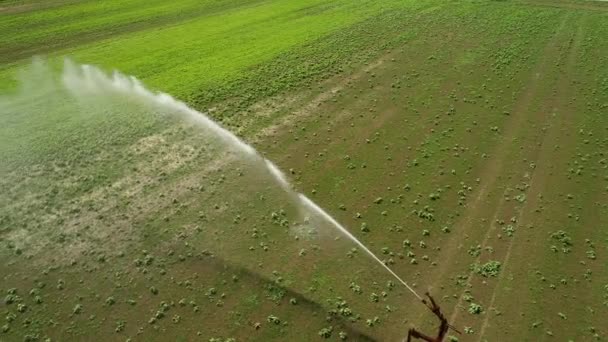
[204,255,377,342]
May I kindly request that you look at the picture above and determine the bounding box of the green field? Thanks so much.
[1,0,608,341]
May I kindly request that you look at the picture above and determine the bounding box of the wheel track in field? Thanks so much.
[250,53,390,142]
[423,15,571,301]
[409,13,574,333]
[447,15,573,327]
[446,189,508,323]
[475,18,584,341]
[244,2,452,144]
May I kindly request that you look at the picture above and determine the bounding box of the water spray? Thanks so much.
[63,60,426,297]
[297,194,424,301]
[60,61,458,335]
[299,191,461,335]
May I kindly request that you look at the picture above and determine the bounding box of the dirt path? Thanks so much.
[446,189,508,324]
[249,55,390,142]
[425,15,571,303]
[445,16,572,324]
[475,18,584,340]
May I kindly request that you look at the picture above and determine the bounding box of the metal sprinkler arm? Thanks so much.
[422,293,461,335]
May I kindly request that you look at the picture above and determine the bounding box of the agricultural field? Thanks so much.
[1,0,607,341]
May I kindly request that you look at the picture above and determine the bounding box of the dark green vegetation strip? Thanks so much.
[0,0,270,64]
[0,0,431,170]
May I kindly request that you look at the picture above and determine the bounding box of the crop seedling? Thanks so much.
[468,303,483,315]
[471,261,501,277]
[318,326,333,338]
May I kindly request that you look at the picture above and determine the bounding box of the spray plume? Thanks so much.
[298,194,423,300]
[61,60,424,302]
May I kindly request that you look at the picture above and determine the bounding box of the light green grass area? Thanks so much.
[0,0,412,95]
[0,0,424,170]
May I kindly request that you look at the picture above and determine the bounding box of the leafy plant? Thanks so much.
[318,326,333,338]
[468,303,483,315]
[471,261,501,277]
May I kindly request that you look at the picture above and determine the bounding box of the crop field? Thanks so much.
[1,0,608,341]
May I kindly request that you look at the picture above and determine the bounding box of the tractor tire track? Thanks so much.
[476,18,584,341]
[427,15,570,296]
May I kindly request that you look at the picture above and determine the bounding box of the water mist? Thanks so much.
[60,60,422,300]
